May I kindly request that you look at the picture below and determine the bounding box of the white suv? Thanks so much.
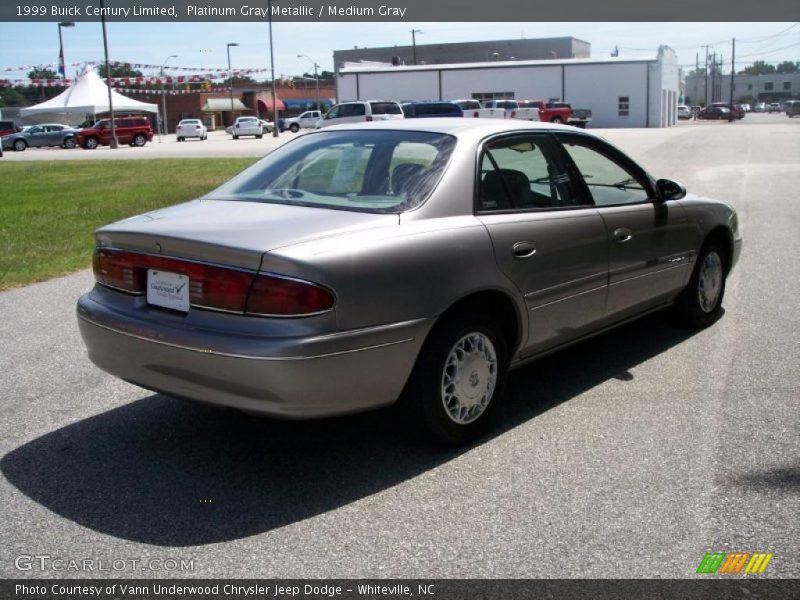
[317,101,403,128]
[231,116,263,139]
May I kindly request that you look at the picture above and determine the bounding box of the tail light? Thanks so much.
[195,125,201,130]
[246,273,334,316]
[510,110,516,119]
[366,115,373,122]
[473,111,479,118]
[93,248,334,317]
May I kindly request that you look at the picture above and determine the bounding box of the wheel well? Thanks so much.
[434,291,522,356]
[703,226,733,274]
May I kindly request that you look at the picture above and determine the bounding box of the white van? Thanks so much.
[317,101,404,128]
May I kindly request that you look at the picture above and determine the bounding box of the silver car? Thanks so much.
[77,120,742,445]
[2,123,78,151]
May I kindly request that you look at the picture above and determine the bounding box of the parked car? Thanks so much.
[768,103,782,113]
[282,110,323,132]
[401,101,463,118]
[259,119,275,134]
[677,105,692,119]
[317,101,404,128]
[698,106,731,120]
[175,119,207,141]
[710,103,745,120]
[76,116,153,149]
[0,120,20,137]
[1,123,78,151]
[77,119,741,446]
[752,102,767,113]
[785,100,800,117]
[231,116,263,139]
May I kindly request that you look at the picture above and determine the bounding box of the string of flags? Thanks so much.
[2,60,273,75]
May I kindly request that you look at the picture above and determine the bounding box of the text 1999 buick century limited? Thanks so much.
[77,119,742,444]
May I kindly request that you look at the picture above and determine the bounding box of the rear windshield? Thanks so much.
[369,102,402,115]
[208,130,456,214]
[238,117,258,123]
[180,119,201,125]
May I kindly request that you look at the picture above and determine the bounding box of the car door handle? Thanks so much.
[512,241,537,258]
[614,228,633,244]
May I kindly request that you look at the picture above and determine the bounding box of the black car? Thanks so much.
[698,106,732,120]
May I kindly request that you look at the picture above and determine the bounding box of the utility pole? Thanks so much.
[99,0,117,149]
[729,38,735,106]
[411,29,422,65]
[704,45,709,106]
[695,52,699,103]
[268,0,279,137]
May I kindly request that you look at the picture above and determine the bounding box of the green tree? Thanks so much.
[776,61,800,74]
[0,87,30,107]
[96,62,144,78]
[744,60,776,75]
[27,66,58,80]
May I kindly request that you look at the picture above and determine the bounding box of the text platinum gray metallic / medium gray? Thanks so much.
[77,119,742,445]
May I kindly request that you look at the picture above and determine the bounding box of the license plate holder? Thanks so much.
[146,270,190,312]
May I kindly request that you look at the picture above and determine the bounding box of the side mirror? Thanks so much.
[656,178,686,201]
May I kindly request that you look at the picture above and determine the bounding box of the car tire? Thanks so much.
[403,313,508,446]
[132,134,146,147]
[257,134,263,139]
[290,123,300,133]
[83,137,98,150]
[12,139,27,151]
[63,137,77,149]
[550,116,563,124]
[233,135,239,140]
[676,240,727,328]
[177,137,183,142]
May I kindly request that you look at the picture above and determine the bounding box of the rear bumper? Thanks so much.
[77,288,432,418]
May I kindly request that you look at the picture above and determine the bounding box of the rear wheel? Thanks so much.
[63,137,76,149]
[83,137,98,149]
[257,134,263,139]
[12,139,27,151]
[676,240,727,328]
[132,134,146,147]
[290,123,300,133]
[233,134,239,140]
[550,116,563,124]
[403,313,508,446]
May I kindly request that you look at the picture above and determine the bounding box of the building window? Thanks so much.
[764,82,774,91]
[748,84,753,91]
[471,92,515,102]
[784,81,792,91]
[618,96,629,117]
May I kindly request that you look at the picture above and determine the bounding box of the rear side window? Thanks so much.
[370,102,402,115]
[339,104,366,117]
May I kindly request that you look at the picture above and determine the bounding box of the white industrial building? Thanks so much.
[337,46,681,128]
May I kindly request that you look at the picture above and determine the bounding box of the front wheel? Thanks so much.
[676,241,727,328]
[132,134,146,147]
[290,123,300,133]
[83,137,98,149]
[12,139,27,151]
[403,314,508,446]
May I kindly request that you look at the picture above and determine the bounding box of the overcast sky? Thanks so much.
[1,22,798,80]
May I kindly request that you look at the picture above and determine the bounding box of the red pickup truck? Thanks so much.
[518,101,592,128]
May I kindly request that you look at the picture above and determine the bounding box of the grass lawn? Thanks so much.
[0,158,257,290]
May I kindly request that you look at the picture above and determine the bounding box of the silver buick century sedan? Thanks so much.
[77,120,742,445]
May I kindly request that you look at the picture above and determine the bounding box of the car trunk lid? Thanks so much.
[95,198,399,271]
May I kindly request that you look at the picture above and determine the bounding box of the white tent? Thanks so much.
[20,68,158,123]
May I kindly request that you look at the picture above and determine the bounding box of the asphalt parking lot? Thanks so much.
[0,113,797,579]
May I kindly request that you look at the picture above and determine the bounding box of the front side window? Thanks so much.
[557,135,650,206]
[208,130,456,214]
[478,135,580,211]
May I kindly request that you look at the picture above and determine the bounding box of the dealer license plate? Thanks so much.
[146,270,190,312]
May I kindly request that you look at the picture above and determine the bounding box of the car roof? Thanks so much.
[317,117,594,139]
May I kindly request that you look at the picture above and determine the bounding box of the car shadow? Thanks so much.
[2,312,694,547]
